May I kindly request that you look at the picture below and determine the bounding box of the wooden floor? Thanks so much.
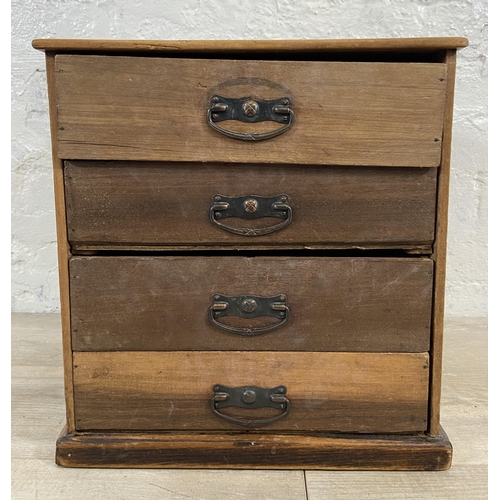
[12,314,487,499]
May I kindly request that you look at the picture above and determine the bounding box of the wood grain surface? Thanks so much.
[32,37,468,54]
[429,50,457,436]
[45,53,76,432]
[55,56,447,166]
[72,351,429,432]
[64,162,437,248]
[56,428,451,470]
[69,256,433,352]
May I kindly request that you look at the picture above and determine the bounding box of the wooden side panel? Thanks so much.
[429,50,457,436]
[55,56,447,166]
[73,351,429,433]
[70,256,433,352]
[64,162,437,247]
[45,53,75,432]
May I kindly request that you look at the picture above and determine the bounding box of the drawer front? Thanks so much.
[65,162,437,248]
[55,55,446,166]
[73,351,429,432]
[70,256,433,352]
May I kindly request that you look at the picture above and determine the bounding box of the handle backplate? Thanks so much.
[211,384,290,427]
[207,95,294,141]
[209,294,289,336]
[210,194,292,236]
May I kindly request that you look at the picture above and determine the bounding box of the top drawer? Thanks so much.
[54,55,447,166]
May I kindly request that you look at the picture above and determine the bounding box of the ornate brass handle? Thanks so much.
[211,385,290,427]
[209,294,290,336]
[210,194,292,236]
[207,95,294,141]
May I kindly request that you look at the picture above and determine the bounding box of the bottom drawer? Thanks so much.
[73,351,429,433]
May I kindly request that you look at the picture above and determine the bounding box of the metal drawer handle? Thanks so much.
[211,385,290,427]
[210,194,292,236]
[207,95,294,141]
[209,294,290,336]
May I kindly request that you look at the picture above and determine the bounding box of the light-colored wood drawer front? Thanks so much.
[73,351,429,432]
[55,56,446,166]
[65,162,437,248]
[70,256,433,352]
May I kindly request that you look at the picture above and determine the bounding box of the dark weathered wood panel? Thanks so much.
[65,162,437,247]
[56,427,452,470]
[70,256,433,352]
[55,56,447,166]
[73,351,429,432]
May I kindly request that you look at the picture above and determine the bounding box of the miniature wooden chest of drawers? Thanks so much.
[33,37,467,469]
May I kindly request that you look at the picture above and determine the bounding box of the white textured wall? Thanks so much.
[12,0,487,316]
